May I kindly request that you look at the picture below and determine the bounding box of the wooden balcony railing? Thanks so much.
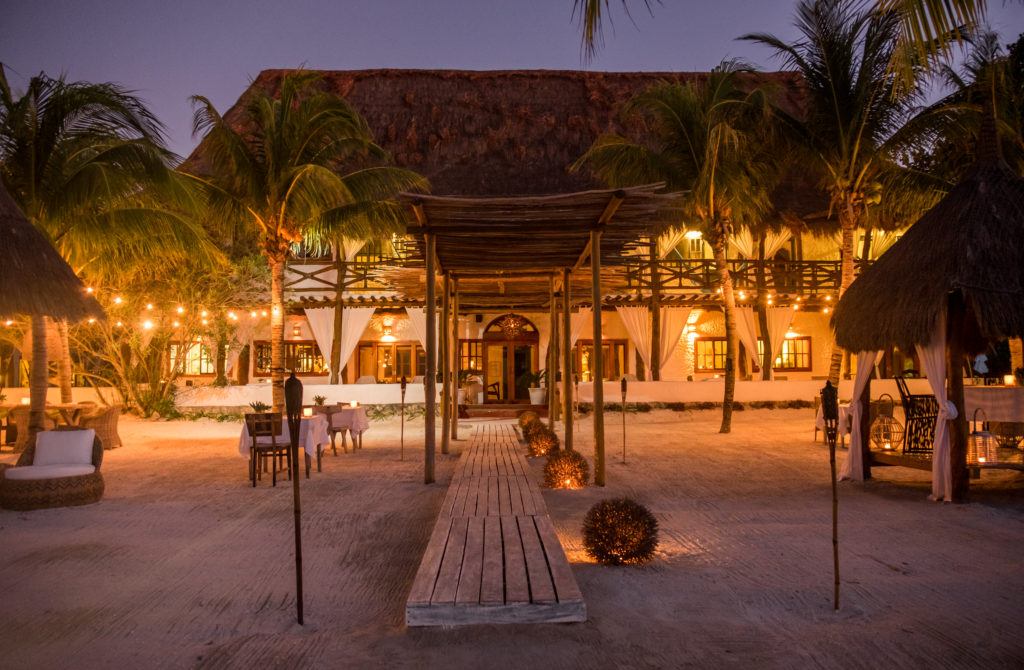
[620,258,872,295]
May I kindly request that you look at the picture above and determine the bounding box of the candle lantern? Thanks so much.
[969,409,997,465]
[349,400,358,408]
[302,407,313,418]
[869,394,904,452]
[20,397,30,406]
[1003,374,1015,386]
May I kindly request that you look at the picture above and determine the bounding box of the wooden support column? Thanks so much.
[859,373,872,480]
[948,293,970,502]
[440,274,451,455]
[424,233,437,484]
[548,275,557,430]
[591,228,606,486]
[450,279,460,441]
[649,239,662,381]
[562,267,574,451]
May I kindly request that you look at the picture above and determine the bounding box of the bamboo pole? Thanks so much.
[591,228,606,486]
[441,274,451,455]
[562,267,574,451]
[548,275,557,430]
[424,234,437,484]
[451,279,460,442]
[649,239,662,380]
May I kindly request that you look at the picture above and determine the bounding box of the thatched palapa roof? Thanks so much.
[832,139,1024,352]
[0,181,103,321]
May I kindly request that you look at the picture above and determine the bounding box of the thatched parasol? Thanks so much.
[0,181,103,321]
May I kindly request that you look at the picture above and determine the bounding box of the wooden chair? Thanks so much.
[244,412,289,487]
[895,376,938,455]
[486,382,501,401]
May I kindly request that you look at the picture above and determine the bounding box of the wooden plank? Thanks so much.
[487,476,500,516]
[432,517,469,604]
[519,516,557,604]
[451,476,470,517]
[480,516,505,605]
[406,600,586,627]
[514,475,535,516]
[501,515,530,603]
[456,516,485,605]
[407,517,454,605]
[535,515,584,603]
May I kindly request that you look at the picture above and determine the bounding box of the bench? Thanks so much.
[406,423,586,626]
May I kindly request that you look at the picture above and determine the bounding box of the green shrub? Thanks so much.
[543,449,589,489]
[582,498,659,565]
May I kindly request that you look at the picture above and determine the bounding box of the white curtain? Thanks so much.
[659,307,690,371]
[616,306,653,371]
[304,307,337,370]
[729,229,792,259]
[766,307,796,366]
[657,230,687,258]
[915,310,956,501]
[226,319,256,378]
[337,307,375,378]
[405,307,438,361]
[341,238,365,262]
[839,350,882,482]
[570,307,592,347]
[735,307,760,369]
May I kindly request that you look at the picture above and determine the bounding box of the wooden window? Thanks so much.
[694,337,727,372]
[461,339,483,373]
[575,340,628,381]
[756,336,812,371]
[253,341,326,376]
[355,341,424,383]
[169,341,215,376]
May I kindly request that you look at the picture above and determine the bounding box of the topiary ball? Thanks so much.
[517,410,540,428]
[582,498,659,565]
[521,417,544,441]
[543,449,589,489]
[527,425,560,457]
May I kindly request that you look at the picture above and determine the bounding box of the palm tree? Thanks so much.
[741,0,924,383]
[187,71,427,410]
[0,67,212,402]
[574,63,778,432]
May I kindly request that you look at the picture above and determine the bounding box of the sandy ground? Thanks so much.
[1,408,1022,670]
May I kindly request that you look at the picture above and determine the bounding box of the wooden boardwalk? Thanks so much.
[406,423,586,626]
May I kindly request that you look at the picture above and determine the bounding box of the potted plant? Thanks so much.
[518,369,548,406]
[458,369,483,406]
[313,395,327,407]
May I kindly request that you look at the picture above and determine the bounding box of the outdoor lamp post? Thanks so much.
[400,375,407,461]
[284,371,305,625]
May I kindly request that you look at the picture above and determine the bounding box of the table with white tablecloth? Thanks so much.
[318,406,370,452]
[238,415,330,476]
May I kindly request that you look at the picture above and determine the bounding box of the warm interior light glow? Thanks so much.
[380,326,397,343]
[261,310,268,317]
[793,304,800,310]
[683,230,702,240]
[4,320,12,327]
[1004,375,1015,386]
[87,318,96,324]
[738,291,746,300]
[250,311,258,318]
[785,328,799,339]
[201,319,209,326]
[228,311,237,321]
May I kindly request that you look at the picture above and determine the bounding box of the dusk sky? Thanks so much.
[4,0,1023,158]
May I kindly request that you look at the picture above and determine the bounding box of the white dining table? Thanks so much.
[238,414,330,461]
[318,405,370,452]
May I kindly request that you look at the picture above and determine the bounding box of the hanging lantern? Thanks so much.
[869,394,904,452]
[969,409,997,465]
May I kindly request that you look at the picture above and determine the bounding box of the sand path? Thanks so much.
[1,409,1022,669]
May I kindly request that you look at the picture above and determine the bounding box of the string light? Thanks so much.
[176,306,185,314]
[113,296,123,305]
[172,320,180,328]
[145,303,154,311]
[4,320,13,327]
[823,307,831,314]
[87,318,96,324]
[142,320,154,330]
[261,310,268,317]
[115,321,123,327]
[85,287,94,294]
[793,304,800,311]
[200,310,208,318]
[201,319,209,326]
[825,295,833,302]
[250,311,258,318]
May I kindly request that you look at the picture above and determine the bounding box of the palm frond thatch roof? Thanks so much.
[0,182,103,321]
[832,156,1024,352]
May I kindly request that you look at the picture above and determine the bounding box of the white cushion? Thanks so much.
[4,464,96,480]
[34,429,96,466]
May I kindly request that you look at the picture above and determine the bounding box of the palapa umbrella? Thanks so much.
[0,180,103,446]
[832,116,1024,502]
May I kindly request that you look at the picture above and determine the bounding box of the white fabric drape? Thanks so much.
[226,319,256,377]
[304,308,337,370]
[341,238,365,262]
[728,230,792,259]
[915,310,956,501]
[657,230,687,258]
[405,307,438,361]
[766,307,796,366]
[337,307,375,377]
[616,306,653,370]
[659,307,690,371]
[839,350,882,481]
[570,307,592,347]
[735,307,760,368]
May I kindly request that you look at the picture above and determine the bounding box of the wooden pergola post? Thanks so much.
[649,238,662,381]
[548,275,558,430]
[858,373,872,480]
[424,233,437,484]
[562,267,574,451]
[440,274,451,455]
[451,278,460,442]
[591,228,606,486]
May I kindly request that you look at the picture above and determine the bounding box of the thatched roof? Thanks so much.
[832,153,1024,352]
[0,182,103,321]
[184,69,823,216]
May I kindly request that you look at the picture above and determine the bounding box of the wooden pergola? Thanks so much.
[397,183,684,486]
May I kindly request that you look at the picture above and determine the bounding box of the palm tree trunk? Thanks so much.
[827,204,858,384]
[755,232,772,381]
[329,258,346,384]
[51,318,73,402]
[714,235,738,434]
[270,256,286,412]
[27,314,49,450]
[214,333,228,386]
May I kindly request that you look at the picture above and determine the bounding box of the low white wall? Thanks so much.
[175,382,429,408]
[2,387,124,405]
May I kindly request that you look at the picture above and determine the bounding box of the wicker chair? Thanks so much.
[80,405,122,450]
[0,427,104,510]
[7,406,56,452]
[895,376,939,455]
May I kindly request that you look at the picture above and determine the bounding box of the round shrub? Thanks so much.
[527,425,560,457]
[582,498,659,565]
[543,449,589,489]
[517,410,540,428]
[521,418,544,442]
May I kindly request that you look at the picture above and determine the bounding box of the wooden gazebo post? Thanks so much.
[440,274,451,455]
[424,233,437,484]
[591,227,606,486]
[649,238,662,380]
[548,275,558,430]
[562,267,574,451]
[451,278,460,442]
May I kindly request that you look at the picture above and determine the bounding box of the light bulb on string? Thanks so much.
[142,320,154,330]
[146,303,154,311]
[113,296,123,305]
[176,306,184,315]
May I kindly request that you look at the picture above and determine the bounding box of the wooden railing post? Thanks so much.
[591,229,606,486]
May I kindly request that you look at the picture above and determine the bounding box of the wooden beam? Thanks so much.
[548,275,557,430]
[591,228,606,487]
[562,267,574,452]
[441,273,451,455]
[424,233,437,484]
[572,238,593,272]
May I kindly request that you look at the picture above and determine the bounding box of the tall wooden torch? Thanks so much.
[284,371,305,625]
[620,376,628,464]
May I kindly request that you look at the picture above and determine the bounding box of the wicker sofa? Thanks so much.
[0,427,105,510]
